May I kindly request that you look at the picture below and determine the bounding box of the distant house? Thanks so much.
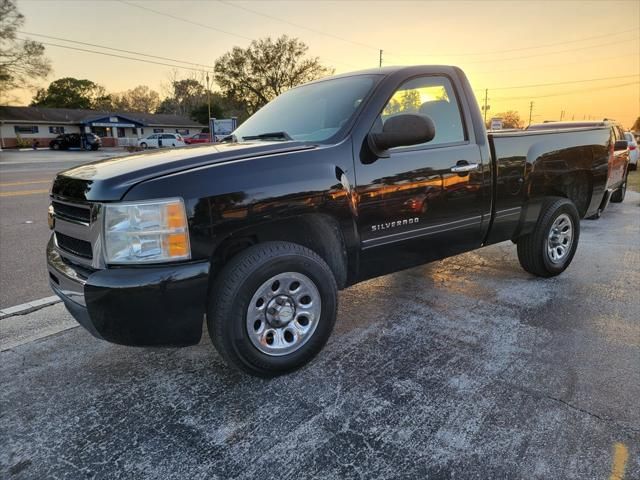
[0,106,206,148]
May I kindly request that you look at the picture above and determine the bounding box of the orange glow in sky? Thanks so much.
[11,0,640,127]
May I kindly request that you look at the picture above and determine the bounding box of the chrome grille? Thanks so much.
[51,197,105,269]
[55,232,93,259]
[51,200,91,224]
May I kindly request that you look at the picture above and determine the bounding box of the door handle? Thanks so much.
[450,162,479,173]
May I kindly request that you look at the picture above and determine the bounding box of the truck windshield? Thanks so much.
[232,75,379,144]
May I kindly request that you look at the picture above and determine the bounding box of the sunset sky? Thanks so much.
[13,0,640,127]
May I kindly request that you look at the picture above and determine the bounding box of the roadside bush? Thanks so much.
[15,134,31,148]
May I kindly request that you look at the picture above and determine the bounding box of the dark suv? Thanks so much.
[49,133,101,151]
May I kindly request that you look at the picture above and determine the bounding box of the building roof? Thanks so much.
[0,106,205,127]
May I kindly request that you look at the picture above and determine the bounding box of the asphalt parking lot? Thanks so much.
[1,190,639,479]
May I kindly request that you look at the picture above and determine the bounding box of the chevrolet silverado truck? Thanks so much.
[47,66,630,376]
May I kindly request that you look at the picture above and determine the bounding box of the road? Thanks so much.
[1,190,638,479]
[0,149,124,308]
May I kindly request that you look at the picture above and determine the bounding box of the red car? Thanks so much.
[184,133,211,144]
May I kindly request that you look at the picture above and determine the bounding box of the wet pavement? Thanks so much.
[1,192,639,479]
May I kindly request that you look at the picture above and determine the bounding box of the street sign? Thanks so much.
[490,118,503,130]
[210,118,238,142]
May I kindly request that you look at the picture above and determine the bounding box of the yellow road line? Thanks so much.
[0,189,50,197]
[0,180,51,187]
[609,442,629,480]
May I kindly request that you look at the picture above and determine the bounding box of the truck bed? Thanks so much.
[485,127,612,245]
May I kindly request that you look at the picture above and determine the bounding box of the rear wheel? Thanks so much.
[610,174,627,203]
[208,241,338,377]
[517,197,580,277]
[51,143,59,150]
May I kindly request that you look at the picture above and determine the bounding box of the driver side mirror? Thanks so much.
[368,113,436,158]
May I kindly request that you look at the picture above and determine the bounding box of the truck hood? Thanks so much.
[51,141,316,201]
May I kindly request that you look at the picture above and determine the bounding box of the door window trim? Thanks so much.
[373,73,470,154]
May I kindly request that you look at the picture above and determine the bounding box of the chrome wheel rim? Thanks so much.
[546,213,573,264]
[246,272,321,356]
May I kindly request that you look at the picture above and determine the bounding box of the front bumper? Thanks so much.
[47,236,210,346]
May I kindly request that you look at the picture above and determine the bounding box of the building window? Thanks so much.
[140,128,144,135]
[117,127,125,138]
[153,128,164,133]
[92,126,112,137]
[14,125,39,134]
[176,128,189,135]
[49,126,65,134]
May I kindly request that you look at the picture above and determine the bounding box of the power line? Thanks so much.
[387,36,637,66]
[118,0,253,41]
[386,27,639,58]
[491,74,640,90]
[18,38,212,72]
[491,81,640,101]
[217,0,381,52]
[19,31,214,69]
[471,50,637,75]
[118,0,362,69]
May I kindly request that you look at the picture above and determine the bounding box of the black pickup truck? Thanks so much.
[47,66,630,376]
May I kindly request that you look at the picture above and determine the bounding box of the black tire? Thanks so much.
[629,162,637,171]
[51,143,59,150]
[208,241,338,377]
[516,197,580,278]
[610,174,627,203]
[140,142,147,149]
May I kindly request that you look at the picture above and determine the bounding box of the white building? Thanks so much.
[0,106,206,148]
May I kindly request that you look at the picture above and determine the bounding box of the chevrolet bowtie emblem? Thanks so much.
[48,205,55,230]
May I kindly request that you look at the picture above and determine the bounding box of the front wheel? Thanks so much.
[208,241,338,377]
[139,142,147,149]
[517,197,580,277]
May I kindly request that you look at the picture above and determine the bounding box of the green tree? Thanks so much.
[157,78,206,117]
[214,35,332,115]
[189,102,224,125]
[111,85,160,113]
[400,90,421,112]
[0,0,51,101]
[31,77,112,109]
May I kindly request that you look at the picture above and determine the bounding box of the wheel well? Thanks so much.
[211,214,348,289]
[546,170,591,218]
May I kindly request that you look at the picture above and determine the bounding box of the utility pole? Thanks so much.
[482,89,490,125]
[379,49,383,68]
[528,101,534,126]
[205,71,211,125]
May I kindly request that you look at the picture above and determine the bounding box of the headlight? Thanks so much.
[104,198,191,264]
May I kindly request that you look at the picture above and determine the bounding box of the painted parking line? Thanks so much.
[0,189,50,197]
[0,180,51,187]
[609,442,628,480]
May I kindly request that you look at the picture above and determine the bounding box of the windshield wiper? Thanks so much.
[241,131,293,141]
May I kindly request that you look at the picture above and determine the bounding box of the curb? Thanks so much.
[0,296,61,320]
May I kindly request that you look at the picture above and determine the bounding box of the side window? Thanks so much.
[377,75,465,147]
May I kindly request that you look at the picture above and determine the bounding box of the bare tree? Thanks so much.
[0,0,51,102]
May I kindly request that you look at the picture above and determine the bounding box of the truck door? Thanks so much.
[355,75,485,274]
